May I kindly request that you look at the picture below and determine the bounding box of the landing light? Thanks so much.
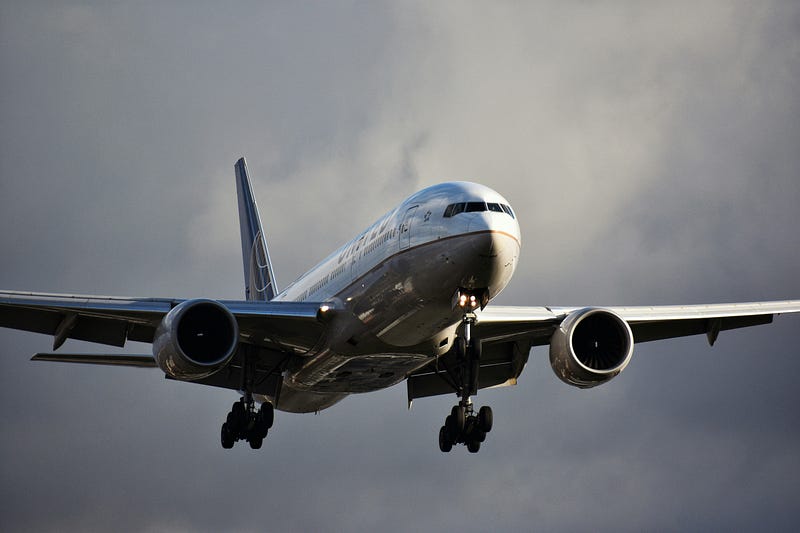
[320,305,330,313]
[458,294,479,309]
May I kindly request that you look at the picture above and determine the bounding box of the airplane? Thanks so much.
[1,157,798,453]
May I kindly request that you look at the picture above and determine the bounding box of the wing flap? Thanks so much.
[31,353,157,367]
[631,314,773,344]
[407,339,532,402]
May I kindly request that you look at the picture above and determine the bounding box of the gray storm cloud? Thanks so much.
[1,2,799,532]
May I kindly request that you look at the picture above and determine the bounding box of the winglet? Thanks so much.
[234,157,279,301]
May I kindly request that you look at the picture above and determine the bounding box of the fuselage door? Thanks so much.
[400,206,418,250]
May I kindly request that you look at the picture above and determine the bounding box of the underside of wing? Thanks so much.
[476,300,800,347]
[407,300,800,402]
[0,290,330,353]
[407,338,533,402]
[554,300,800,345]
[0,290,173,347]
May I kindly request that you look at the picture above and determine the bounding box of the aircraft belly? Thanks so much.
[274,384,347,414]
[289,352,431,394]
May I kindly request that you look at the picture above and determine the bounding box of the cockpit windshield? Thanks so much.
[443,201,515,219]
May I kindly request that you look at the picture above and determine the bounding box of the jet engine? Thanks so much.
[549,307,634,388]
[153,299,239,380]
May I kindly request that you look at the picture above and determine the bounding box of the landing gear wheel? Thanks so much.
[467,440,481,453]
[222,397,276,449]
[258,402,275,430]
[450,405,466,435]
[221,422,234,449]
[444,415,455,437]
[478,405,493,433]
[439,426,453,452]
[231,401,246,427]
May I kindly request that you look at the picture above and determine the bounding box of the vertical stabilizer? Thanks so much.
[234,157,278,301]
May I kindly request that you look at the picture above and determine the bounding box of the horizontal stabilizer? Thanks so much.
[32,353,157,368]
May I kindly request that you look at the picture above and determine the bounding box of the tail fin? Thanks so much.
[234,157,278,301]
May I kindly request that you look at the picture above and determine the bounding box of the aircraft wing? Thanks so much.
[0,290,327,353]
[476,300,800,345]
[406,300,800,402]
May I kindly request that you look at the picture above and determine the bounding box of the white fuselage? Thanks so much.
[269,182,521,412]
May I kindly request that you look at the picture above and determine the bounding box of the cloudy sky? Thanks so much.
[1,2,799,531]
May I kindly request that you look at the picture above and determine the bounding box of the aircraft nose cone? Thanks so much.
[465,213,520,296]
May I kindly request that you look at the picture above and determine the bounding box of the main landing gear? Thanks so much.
[438,304,495,453]
[220,393,274,449]
[439,402,493,453]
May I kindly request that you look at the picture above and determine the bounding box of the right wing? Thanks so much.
[0,290,333,396]
[0,290,329,353]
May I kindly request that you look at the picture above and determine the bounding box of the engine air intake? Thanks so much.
[549,307,634,388]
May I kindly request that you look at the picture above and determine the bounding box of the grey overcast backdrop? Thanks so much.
[1,2,799,532]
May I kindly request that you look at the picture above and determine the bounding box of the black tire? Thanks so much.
[221,423,234,449]
[258,402,275,430]
[464,415,477,437]
[451,405,466,435]
[445,414,455,436]
[231,401,246,426]
[249,436,263,449]
[439,426,453,452]
[478,405,493,433]
[473,429,486,443]
[467,439,481,453]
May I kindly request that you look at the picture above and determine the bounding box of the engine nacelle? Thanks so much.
[549,307,634,388]
[153,299,239,380]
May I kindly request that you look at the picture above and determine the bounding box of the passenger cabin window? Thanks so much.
[443,201,516,219]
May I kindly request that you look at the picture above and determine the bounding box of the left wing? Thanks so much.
[407,300,800,402]
[476,300,800,346]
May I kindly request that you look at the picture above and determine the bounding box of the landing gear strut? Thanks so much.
[438,306,494,453]
[221,393,274,449]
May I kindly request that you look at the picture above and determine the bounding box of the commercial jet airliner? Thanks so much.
[2,158,798,453]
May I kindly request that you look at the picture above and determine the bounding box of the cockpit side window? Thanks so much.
[443,204,455,218]
[451,202,466,216]
[500,204,515,218]
[487,202,503,212]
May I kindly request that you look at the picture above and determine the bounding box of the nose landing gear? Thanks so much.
[438,302,494,453]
